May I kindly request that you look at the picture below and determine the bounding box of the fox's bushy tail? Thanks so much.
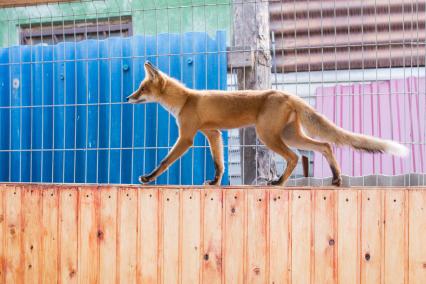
[293,98,408,157]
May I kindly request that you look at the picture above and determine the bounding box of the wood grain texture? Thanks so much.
[361,190,383,284]
[269,189,290,284]
[4,186,23,284]
[0,185,4,283]
[313,190,336,284]
[291,190,312,284]
[78,187,99,284]
[246,188,267,284]
[337,190,359,284]
[3,186,24,283]
[99,187,118,284]
[0,185,422,283]
[181,189,201,284]
[138,188,158,284]
[408,189,426,283]
[202,189,222,284]
[223,188,245,284]
[384,190,407,284]
[117,187,137,283]
[41,187,59,284]
[22,186,42,284]
[59,188,78,284]
[161,189,180,284]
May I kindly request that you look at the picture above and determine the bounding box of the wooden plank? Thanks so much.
[202,189,222,283]
[408,189,426,282]
[291,190,312,284]
[22,186,42,284]
[78,186,99,283]
[361,190,383,284]
[227,47,254,68]
[313,190,336,283]
[246,188,267,284]
[157,189,164,284]
[0,185,5,283]
[0,0,75,8]
[161,189,180,284]
[41,187,59,284]
[337,190,360,284]
[269,189,290,284]
[232,0,273,182]
[99,186,118,284]
[138,188,158,283]
[4,186,23,284]
[59,187,78,283]
[384,190,407,284]
[117,187,137,283]
[0,184,420,284]
[223,188,245,284]
[181,189,201,284]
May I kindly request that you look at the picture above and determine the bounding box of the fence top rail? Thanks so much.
[0,183,423,191]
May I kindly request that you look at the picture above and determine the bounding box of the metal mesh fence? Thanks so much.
[0,0,424,186]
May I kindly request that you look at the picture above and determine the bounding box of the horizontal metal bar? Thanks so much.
[0,141,421,152]
[1,91,425,110]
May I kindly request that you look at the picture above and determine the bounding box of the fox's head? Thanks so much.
[126,61,167,104]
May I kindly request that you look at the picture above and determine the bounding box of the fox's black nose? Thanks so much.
[126,96,130,102]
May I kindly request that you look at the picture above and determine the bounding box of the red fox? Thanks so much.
[127,61,408,186]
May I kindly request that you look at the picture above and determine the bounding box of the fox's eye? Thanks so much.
[140,86,144,92]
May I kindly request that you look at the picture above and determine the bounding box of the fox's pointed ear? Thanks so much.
[144,61,161,80]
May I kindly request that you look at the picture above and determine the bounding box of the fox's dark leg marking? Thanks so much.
[330,165,342,187]
[267,178,283,186]
[139,175,152,184]
[205,161,222,185]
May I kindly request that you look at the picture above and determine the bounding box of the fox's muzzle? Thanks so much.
[126,92,146,103]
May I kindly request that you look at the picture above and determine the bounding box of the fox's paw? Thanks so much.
[204,180,219,186]
[139,175,152,184]
[332,177,342,187]
[267,179,282,186]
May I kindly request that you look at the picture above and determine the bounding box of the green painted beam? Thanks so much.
[0,0,230,47]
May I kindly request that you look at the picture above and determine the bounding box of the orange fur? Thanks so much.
[127,62,408,186]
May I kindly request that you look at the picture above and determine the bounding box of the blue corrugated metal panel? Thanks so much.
[10,46,21,182]
[0,31,228,185]
[0,48,9,181]
[63,42,77,183]
[53,42,64,183]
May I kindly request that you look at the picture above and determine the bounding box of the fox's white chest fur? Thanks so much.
[166,105,181,118]
[158,97,184,118]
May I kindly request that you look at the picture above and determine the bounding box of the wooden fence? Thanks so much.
[0,184,425,283]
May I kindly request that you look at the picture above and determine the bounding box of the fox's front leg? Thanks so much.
[139,135,194,184]
[202,129,224,185]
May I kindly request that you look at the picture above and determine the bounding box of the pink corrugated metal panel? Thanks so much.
[314,77,425,178]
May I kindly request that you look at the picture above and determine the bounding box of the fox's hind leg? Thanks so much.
[255,127,299,186]
[202,129,224,185]
[282,121,342,186]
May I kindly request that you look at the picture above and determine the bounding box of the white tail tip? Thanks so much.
[385,141,409,157]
